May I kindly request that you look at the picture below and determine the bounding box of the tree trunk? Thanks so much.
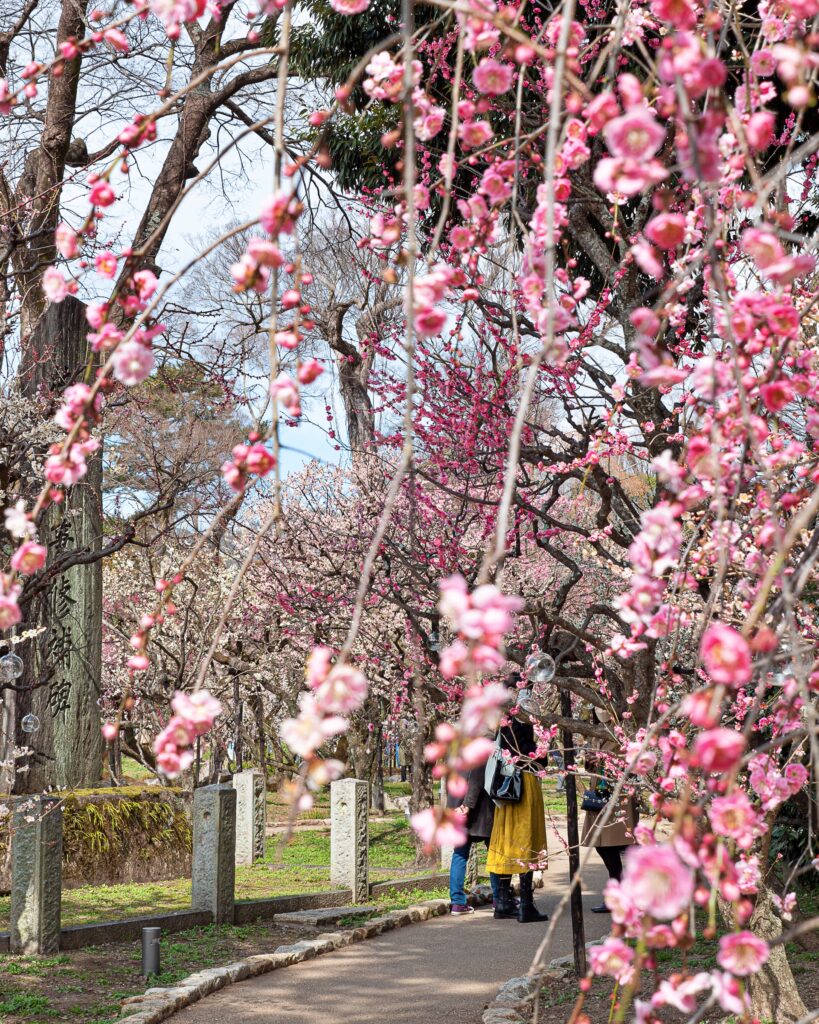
[16,295,103,792]
[746,887,807,1023]
[372,721,385,812]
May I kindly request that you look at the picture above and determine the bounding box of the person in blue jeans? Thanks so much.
[447,764,511,914]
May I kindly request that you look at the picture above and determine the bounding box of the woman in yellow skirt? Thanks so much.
[487,676,549,923]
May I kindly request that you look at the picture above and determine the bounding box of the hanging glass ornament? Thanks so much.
[525,652,556,683]
[0,653,24,682]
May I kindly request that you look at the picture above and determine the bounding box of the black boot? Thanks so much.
[493,874,517,919]
[517,871,548,923]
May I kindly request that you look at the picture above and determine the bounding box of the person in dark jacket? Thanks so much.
[447,764,501,914]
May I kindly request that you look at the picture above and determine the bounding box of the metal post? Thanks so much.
[141,927,161,977]
[561,687,587,976]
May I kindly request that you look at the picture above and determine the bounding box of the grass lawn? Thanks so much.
[0,817,434,930]
[0,920,299,1024]
[0,776,562,931]
[0,883,453,1024]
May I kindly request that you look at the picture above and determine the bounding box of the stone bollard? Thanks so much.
[10,795,63,955]
[330,779,369,903]
[233,770,266,866]
[191,784,236,924]
[466,842,480,888]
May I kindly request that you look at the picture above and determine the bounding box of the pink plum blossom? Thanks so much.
[94,251,118,278]
[171,689,222,736]
[710,792,766,850]
[259,190,301,236]
[280,693,347,758]
[5,499,35,540]
[298,359,324,385]
[0,592,22,630]
[146,0,206,38]
[644,213,687,250]
[42,266,70,303]
[604,109,665,160]
[717,931,770,976]
[620,844,695,920]
[760,379,794,412]
[653,973,711,1013]
[270,373,301,418]
[700,623,752,686]
[691,728,747,773]
[88,180,115,206]
[10,542,47,576]
[113,340,156,386]
[55,223,79,258]
[472,58,513,95]
[589,937,635,983]
[329,0,370,13]
[312,662,368,714]
[460,682,509,735]
[410,807,467,850]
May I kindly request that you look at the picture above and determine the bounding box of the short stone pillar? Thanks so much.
[466,842,480,888]
[233,770,266,866]
[10,795,63,954]
[191,784,236,924]
[330,779,369,903]
[439,777,454,872]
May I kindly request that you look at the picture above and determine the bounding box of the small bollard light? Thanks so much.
[141,927,161,978]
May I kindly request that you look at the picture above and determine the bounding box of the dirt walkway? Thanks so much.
[172,846,612,1024]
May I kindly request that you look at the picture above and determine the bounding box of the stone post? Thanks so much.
[439,777,454,872]
[233,770,266,866]
[10,795,63,954]
[466,842,479,888]
[191,784,236,924]
[330,779,368,903]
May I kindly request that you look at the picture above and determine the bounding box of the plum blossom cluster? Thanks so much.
[411,680,509,850]
[436,574,523,680]
[279,648,368,807]
[5,0,819,1018]
[362,53,445,143]
[153,690,223,777]
[588,842,767,1016]
[221,440,276,492]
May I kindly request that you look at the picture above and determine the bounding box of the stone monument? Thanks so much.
[10,795,63,954]
[233,769,266,866]
[330,778,369,903]
[191,783,236,924]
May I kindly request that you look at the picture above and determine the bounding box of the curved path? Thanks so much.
[173,849,612,1024]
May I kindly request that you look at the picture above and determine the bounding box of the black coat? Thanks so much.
[499,719,545,770]
[447,764,495,840]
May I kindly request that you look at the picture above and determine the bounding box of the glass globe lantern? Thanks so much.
[0,653,24,683]
[525,652,556,683]
[21,713,40,734]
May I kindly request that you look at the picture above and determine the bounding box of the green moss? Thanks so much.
[60,790,191,879]
[0,788,191,904]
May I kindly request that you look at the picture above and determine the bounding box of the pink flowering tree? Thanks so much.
[2,0,819,1017]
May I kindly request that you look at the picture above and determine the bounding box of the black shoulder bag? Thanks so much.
[489,753,523,804]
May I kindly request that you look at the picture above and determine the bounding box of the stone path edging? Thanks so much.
[118,889,493,1024]
[481,975,540,1024]
[481,936,608,1024]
